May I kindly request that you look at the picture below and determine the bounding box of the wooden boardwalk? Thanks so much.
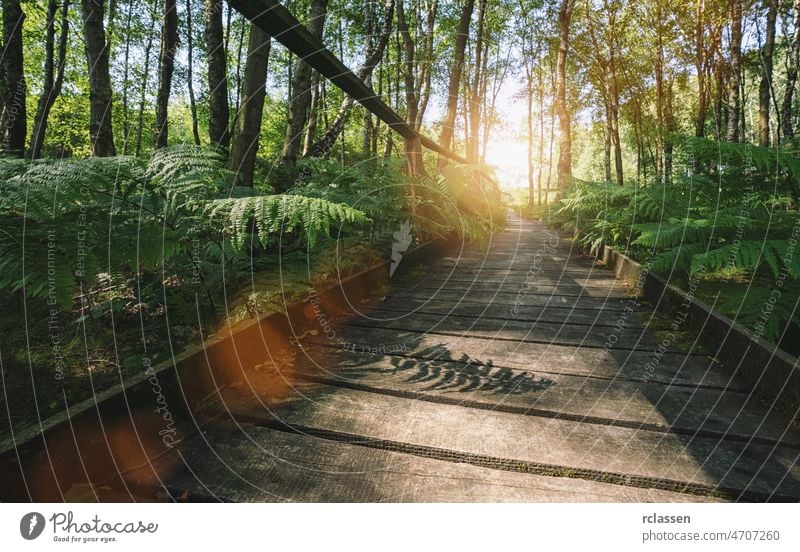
[144,216,800,502]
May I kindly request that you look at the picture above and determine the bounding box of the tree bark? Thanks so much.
[782,0,800,140]
[695,0,707,137]
[187,0,201,145]
[654,0,665,182]
[396,0,423,174]
[205,0,230,148]
[228,25,271,187]
[555,0,576,191]
[154,0,178,149]
[303,70,321,155]
[536,65,545,205]
[467,0,487,163]
[438,0,474,164]
[281,0,328,162]
[754,6,774,143]
[121,0,133,153]
[81,0,116,156]
[414,0,438,131]
[522,35,535,207]
[726,0,742,142]
[304,0,394,158]
[135,0,158,157]
[1,0,27,156]
[29,0,70,159]
[757,1,777,146]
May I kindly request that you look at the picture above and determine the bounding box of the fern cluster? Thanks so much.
[0,147,369,316]
[556,136,800,346]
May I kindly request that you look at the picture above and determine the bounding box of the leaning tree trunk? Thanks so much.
[154,0,178,149]
[555,0,576,192]
[726,0,742,142]
[281,0,328,163]
[81,0,116,156]
[228,25,271,187]
[304,0,394,158]
[29,0,70,159]
[205,0,230,149]
[1,0,27,157]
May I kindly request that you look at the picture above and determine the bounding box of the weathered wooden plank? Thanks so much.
[368,301,648,327]
[154,421,720,502]
[301,327,733,388]
[408,273,622,289]
[427,265,620,279]
[397,279,632,298]
[217,386,800,499]
[341,312,668,350]
[402,273,625,288]
[385,288,633,311]
[288,347,799,446]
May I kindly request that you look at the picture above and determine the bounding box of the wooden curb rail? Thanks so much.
[574,234,800,423]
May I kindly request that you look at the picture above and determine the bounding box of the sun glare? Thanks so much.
[484,136,530,191]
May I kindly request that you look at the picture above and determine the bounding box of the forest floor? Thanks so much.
[105,214,800,502]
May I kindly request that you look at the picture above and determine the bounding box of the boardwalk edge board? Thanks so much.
[558,224,800,422]
[0,238,452,500]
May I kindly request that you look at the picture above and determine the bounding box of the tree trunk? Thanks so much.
[523,36,534,208]
[695,0,707,137]
[726,0,742,142]
[281,0,328,162]
[81,0,116,156]
[228,24,270,187]
[664,74,675,184]
[121,0,133,153]
[654,0,665,182]
[205,0,230,149]
[154,0,178,149]
[537,65,545,205]
[606,37,623,184]
[303,71,321,155]
[29,0,70,159]
[396,0,423,175]
[782,0,800,140]
[362,1,375,156]
[414,0,438,131]
[135,0,158,157]
[467,0,487,163]
[1,0,27,156]
[186,0,201,145]
[603,100,612,183]
[543,56,555,200]
[758,0,777,146]
[304,0,394,158]
[555,0,575,191]
[438,0,474,164]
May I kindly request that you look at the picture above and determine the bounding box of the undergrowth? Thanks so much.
[0,147,505,436]
[553,135,800,350]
